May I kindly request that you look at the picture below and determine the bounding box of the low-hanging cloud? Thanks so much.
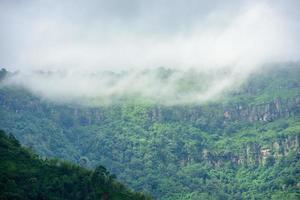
[1,0,300,105]
[3,68,244,105]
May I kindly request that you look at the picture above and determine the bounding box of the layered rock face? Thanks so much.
[200,134,300,167]
[147,96,300,123]
[1,87,299,126]
[0,88,299,168]
[223,96,300,122]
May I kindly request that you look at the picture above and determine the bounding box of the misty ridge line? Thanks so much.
[1,65,268,106]
[0,0,299,106]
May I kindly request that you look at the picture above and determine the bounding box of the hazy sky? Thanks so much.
[1,0,300,71]
[1,0,300,105]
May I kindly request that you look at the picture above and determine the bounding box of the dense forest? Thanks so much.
[0,65,300,199]
[0,129,150,200]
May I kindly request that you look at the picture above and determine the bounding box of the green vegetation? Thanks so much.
[226,64,300,105]
[0,129,150,200]
[0,65,299,199]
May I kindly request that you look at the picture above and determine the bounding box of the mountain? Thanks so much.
[0,129,150,200]
[0,65,300,199]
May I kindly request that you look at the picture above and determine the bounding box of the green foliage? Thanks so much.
[0,65,299,199]
[0,130,151,200]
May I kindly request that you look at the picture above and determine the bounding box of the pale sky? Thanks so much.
[1,0,299,72]
[1,0,300,105]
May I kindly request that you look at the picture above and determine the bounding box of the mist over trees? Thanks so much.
[0,66,299,199]
[0,0,300,199]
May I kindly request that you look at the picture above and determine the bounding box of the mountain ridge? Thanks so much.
[0,65,299,199]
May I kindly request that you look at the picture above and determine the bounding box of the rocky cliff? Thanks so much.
[1,88,298,126]
[200,134,300,167]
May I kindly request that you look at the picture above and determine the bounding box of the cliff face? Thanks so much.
[236,133,300,165]
[147,96,300,124]
[1,87,299,126]
[0,88,299,169]
[223,96,300,122]
[200,134,300,167]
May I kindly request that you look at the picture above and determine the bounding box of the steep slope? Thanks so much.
[0,65,299,199]
[0,129,150,200]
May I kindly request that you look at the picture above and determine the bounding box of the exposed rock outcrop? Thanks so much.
[200,134,300,167]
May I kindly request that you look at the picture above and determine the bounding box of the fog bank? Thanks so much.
[1,0,299,105]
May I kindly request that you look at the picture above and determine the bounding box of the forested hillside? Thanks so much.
[0,129,150,200]
[0,65,300,199]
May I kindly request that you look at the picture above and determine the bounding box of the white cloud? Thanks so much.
[1,0,299,105]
